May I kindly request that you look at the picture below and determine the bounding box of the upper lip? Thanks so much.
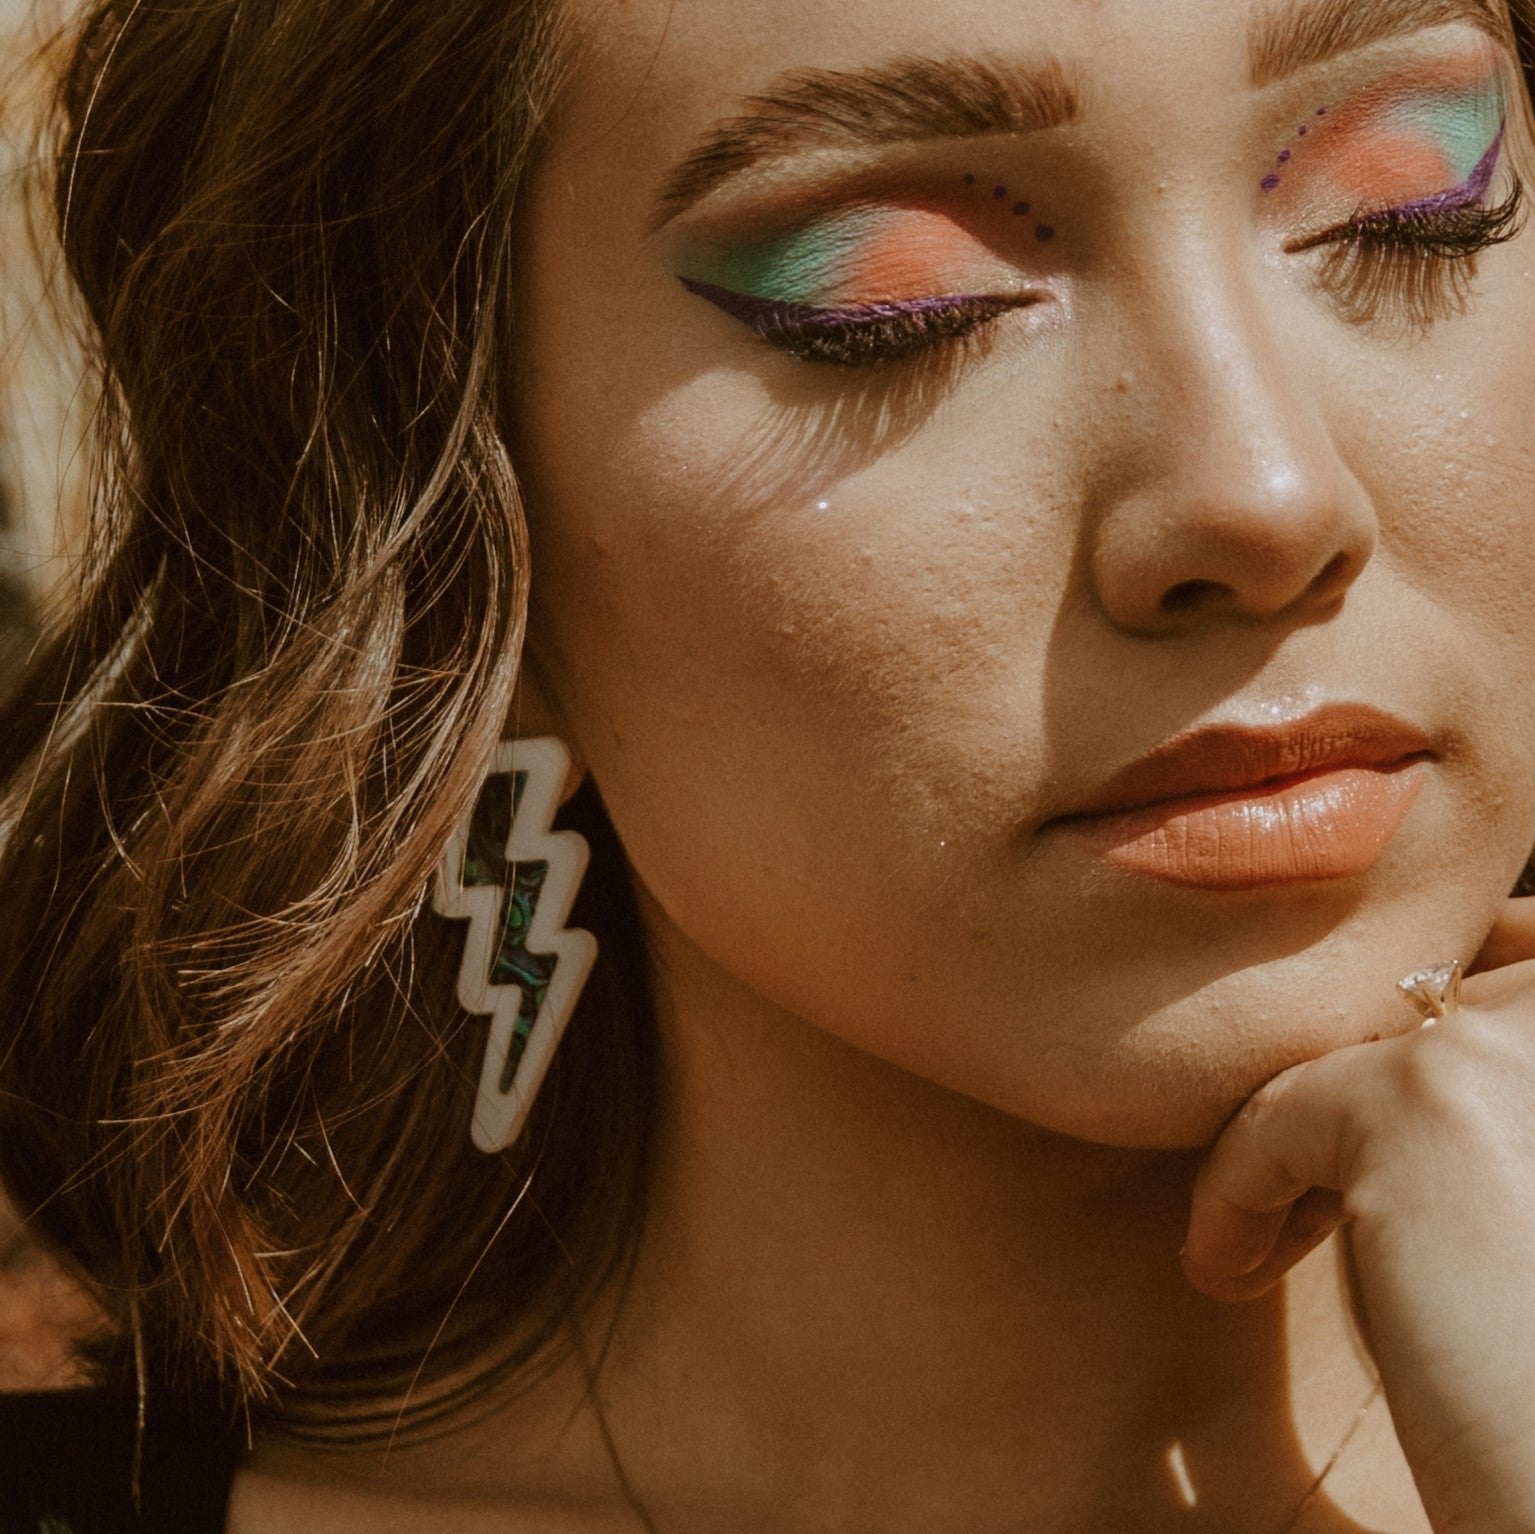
[1060,704,1436,820]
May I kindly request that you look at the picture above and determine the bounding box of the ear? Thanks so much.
[505,649,588,805]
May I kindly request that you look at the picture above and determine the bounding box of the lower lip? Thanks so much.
[1061,762,1427,890]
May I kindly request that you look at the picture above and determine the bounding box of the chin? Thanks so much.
[975,907,1479,1151]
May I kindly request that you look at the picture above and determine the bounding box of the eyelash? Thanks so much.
[712,175,1526,366]
[703,287,1034,366]
[1295,177,1526,329]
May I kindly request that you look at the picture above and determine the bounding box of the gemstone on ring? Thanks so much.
[1397,959,1463,1026]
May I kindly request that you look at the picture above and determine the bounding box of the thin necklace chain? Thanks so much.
[596,1369,1385,1534]
[1273,1380,1383,1534]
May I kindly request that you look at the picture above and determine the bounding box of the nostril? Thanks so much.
[1312,550,1352,596]
[1161,578,1230,613]
[1158,552,1355,623]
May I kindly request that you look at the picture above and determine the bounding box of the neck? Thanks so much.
[573,903,1380,1532]
[241,899,1391,1532]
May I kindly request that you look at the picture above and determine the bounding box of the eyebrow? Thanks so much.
[650,54,1080,229]
[652,0,1511,229]
[1249,0,1510,87]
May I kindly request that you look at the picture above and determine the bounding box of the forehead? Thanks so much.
[550,0,1510,147]
[530,0,1517,244]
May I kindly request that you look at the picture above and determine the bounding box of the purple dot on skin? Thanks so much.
[1278,149,1290,163]
[1012,200,1030,216]
[1035,224,1055,242]
[964,172,975,184]
[1317,106,1327,115]
[1298,124,1308,135]
[1261,173,1282,192]
[994,185,1008,198]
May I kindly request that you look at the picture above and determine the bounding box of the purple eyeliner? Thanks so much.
[679,275,1018,334]
[1374,124,1504,219]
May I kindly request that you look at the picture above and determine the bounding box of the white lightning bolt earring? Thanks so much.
[433,736,598,1153]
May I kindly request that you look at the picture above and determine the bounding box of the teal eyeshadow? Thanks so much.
[682,212,883,304]
[1385,79,1505,181]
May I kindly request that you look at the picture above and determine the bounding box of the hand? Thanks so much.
[1182,901,1535,1533]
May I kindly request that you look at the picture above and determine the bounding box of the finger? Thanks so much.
[1462,954,1535,1009]
[1469,896,1535,974]
[1182,1047,1371,1295]
[1185,1188,1345,1303]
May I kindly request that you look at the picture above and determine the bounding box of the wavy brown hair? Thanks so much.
[0,0,654,1432]
[7,0,1535,1443]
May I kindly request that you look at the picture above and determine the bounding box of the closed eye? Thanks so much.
[680,276,1040,366]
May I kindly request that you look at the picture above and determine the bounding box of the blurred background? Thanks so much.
[0,0,99,1390]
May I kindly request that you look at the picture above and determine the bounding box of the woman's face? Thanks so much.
[515,0,1535,1146]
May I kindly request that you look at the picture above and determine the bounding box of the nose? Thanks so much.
[1085,266,1377,637]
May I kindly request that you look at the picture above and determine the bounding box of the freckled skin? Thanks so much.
[514,0,1535,1157]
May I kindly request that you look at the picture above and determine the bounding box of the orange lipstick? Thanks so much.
[1055,707,1433,891]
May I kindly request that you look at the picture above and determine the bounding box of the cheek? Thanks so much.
[517,361,1078,897]
[511,172,1084,886]
[514,277,1114,1122]
[1353,287,1535,650]
[1329,283,1535,883]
